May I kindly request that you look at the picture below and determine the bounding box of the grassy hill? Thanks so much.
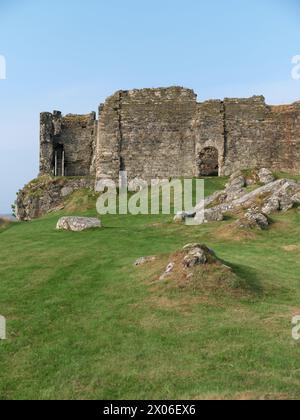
[1,177,300,400]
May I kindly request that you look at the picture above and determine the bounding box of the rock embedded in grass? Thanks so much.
[160,244,218,281]
[174,213,185,224]
[56,216,102,232]
[236,209,269,230]
[134,256,157,266]
[203,208,224,223]
[159,262,175,281]
[183,244,217,268]
[174,211,196,224]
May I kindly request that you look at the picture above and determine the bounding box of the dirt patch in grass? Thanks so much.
[260,305,300,326]
[282,245,300,252]
[272,219,294,231]
[214,222,257,242]
[196,391,291,400]
[0,218,11,232]
[145,294,226,314]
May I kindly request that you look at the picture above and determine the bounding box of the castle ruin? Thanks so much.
[39,87,300,182]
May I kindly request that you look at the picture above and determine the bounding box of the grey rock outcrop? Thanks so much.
[262,197,280,215]
[16,176,94,221]
[182,244,216,268]
[194,176,300,225]
[292,192,300,205]
[236,209,269,230]
[203,208,224,223]
[258,168,275,185]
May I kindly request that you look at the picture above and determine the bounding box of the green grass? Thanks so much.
[275,172,300,182]
[1,177,300,400]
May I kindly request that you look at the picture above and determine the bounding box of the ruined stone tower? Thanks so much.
[39,87,300,182]
[39,111,97,177]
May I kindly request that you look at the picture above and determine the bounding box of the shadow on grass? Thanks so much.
[222,260,264,296]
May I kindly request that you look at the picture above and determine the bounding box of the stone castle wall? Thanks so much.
[96,87,197,181]
[39,87,300,182]
[223,97,300,175]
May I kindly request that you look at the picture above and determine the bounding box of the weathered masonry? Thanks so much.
[39,111,97,177]
[39,87,300,181]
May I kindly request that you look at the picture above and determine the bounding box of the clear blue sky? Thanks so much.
[0,0,300,214]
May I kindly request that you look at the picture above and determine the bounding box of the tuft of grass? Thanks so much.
[0,218,10,231]
[63,189,100,213]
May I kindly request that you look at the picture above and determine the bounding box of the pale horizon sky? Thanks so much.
[1,0,300,213]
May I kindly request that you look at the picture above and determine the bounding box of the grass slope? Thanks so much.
[1,177,300,400]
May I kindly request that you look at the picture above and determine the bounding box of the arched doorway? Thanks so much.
[197,147,219,176]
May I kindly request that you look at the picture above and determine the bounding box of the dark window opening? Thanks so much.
[120,157,125,171]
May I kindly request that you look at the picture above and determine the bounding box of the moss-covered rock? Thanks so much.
[15,176,95,221]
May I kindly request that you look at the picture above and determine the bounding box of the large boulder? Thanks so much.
[56,217,102,232]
